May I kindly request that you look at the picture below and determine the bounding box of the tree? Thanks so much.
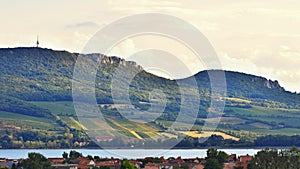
[204,158,222,169]
[94,156,101,162]
[254,148,278,168]
[87,155,94,160]
[69,150,83,159]
[62,151,68,159]
[11,163,17,169]
[248,147,300,169]
[121,160,136,169]
[204,148,228,169]
[217,151,229,164]
[21,152,51,169]
[206,148,218,159]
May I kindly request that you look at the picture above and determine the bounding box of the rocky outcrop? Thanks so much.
[264,79,284,91]
[100,55,142,70]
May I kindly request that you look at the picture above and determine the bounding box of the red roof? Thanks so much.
[239,155,253,162]
[48,158,65,164]
[160,156,168,163]
[96,161,116,167]
[76,158,95,169]
[145,163,156,166]
[78,157,93,165]
[236,155,254,169]
[173,156,184,163]
[77,164,88,169]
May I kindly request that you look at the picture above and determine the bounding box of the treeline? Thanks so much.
[254,135,300,147]
[203,147,300,169]
[0,95,54,119]
[0,129,86,149]
[175,135,300,149]
[85,134,250,149]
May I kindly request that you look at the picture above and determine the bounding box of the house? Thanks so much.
[88,160,96,168]
[198,158,206,165]
[94,136,115,142]
[158,163,178,169]
[144,162,159,169]
[77,164,88,169]
[159,156,168,163]
[223,162,235,169]
[238,155,253,163]
[74,157,95,169]
[74,141,87,147]
[171,156,185,163]
[144,161,190,169]
[235,155,253,169]
[191,164,204,169]
[96,160,119,169]
[185,158,200,164]
[51,164,78,169]
[49,158,65,164]
[228,154,237,162]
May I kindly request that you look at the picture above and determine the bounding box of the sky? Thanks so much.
[1,0,300,92]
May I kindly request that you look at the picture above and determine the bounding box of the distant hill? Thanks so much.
[0,47,300,148]
[0,47,298,108]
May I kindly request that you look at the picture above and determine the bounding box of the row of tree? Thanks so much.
[248,146,300,169]
[204,147,300,169]
[0,129,86,149]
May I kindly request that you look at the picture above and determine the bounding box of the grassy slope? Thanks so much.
[3,99,300,141]
[0,111,61,130]
[1,48,300,143]
[32,101,160,139]
[223,105,300,135]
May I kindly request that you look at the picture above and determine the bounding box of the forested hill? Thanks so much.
[0,47,299,110]
[194,70,299,108]
[1,47,300,149]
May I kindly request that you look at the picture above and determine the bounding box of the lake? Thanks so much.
[0,149,260,159]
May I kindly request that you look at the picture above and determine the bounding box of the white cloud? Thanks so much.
[108,38,137,58]
[218,48,300,92]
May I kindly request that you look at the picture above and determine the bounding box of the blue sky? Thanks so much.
[1,0,300,92]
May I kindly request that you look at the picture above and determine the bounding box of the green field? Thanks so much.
[32,101,162,140]
[3,100,299,142]
[32,101,76,116]
[223,105,300,135]
[0,111,61,130]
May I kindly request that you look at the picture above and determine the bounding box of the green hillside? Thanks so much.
[0,47,299,148]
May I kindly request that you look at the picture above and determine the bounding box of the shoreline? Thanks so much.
[0,148,283,159]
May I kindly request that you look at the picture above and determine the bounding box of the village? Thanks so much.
[0,151,253,169]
